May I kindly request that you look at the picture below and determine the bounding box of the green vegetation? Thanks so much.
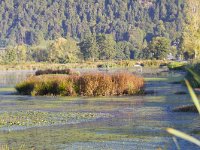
[0,0,185,47]
[140,37,171,60]
[79,34,117,60]
[1,0,198,64]
[0,35,175,64]
[185,80,200,113]
[47,38,80,63]
[0,70,198,149]
[167,128,200,147]
[0,0,199,63]
[185,63,200,88]
[0,60,171,71]
[167,61,187,70]
[1,145,26,150]
[139,59,168,67]
[16,73,144,96]
[167,79,200,148]
[0,127,129,149]
[1,1,200,148]
[180,0,200,59]
[0,111,112,128]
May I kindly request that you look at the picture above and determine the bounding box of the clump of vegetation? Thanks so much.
[167,61,187,70]
[78,73,113,96]
[116,60,136,68]
[140,60,168,67]
[167,79,200,148]
[185,63,200,88]
[112,73,144,95]
[16,75,79,96]
[0,60,171,71]
[35,69,79,76]
[16,73,144,96]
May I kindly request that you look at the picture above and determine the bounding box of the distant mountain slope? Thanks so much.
[0,0,185,47]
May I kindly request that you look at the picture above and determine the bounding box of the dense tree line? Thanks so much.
[0,34,174,64]
[1,0,199,62]
[0,0,185,47]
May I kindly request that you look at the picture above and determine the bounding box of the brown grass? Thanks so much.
[16,72,144,96]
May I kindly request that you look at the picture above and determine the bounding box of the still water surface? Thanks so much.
[0,70,199,149]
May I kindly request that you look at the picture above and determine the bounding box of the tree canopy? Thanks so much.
[2,0,198,63]
[0,0,186,48]
[180,0,200,59]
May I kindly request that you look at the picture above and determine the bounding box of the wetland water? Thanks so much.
[0,70,199,149]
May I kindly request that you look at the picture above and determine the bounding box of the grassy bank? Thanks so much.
[0,60,170,71]
[167,61,188,70]
[16,72,144,96]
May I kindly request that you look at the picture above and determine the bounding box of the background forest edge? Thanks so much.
[0,0,199,64]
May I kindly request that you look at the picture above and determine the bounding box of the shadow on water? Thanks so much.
[0,70,199,149]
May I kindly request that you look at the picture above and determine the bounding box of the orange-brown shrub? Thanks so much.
[79,73,113,96]
[112,72,144,95]
[16,75,78,96]
[16,72,144,96]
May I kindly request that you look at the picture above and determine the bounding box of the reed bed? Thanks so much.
[16,72,144,96]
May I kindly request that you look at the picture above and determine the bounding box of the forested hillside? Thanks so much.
[3,0,199,63]
[0,0,185,46]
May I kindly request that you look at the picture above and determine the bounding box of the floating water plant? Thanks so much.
[167,79,200,147]
[0,111,113,129]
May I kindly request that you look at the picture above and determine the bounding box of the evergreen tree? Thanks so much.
[0,0,185,48]
[97,34,116,60]
[141,37,171,60]
[79,35,99,61]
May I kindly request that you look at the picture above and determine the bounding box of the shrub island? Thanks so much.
[16,72,144,96]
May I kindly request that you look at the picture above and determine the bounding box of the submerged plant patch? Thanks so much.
[0,111,112,129]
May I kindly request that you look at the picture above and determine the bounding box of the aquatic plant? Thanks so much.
[112,73,144,95]
[186,65,200,88]
[16,73,144,96]
[16,75,79,96]
[79,73,114,96]
[140,60,168,68]
[167,61,187,70]
[0,60,173,71]
[167,80,200,147]
[15,79,36,95]
[0,111,112,128]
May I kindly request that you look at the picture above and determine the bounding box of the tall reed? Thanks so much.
[167,79,200,147]
[16,73,144,96]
